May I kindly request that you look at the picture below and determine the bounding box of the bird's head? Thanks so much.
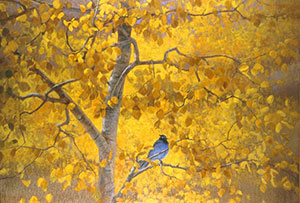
[159,134,167,141]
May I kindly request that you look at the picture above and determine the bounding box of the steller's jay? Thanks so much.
[139,134,169,169]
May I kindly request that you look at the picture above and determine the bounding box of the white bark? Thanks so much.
[99,24,132,202]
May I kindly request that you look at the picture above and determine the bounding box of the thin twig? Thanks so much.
[159,160,178,179]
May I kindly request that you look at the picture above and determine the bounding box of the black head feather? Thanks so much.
[159,134,168,143]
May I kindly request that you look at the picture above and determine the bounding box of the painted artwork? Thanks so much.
[0,0,299,202]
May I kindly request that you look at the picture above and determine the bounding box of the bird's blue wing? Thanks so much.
[147,140,169,161]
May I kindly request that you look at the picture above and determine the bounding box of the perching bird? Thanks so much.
[139,134,169,168]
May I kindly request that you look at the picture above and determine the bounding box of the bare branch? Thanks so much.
[18,79,78,116]
[61,130,96,175]
[66,30,95,53]
[92,0,100,27]
[200,54,241,64]
[159,160,178,179]
[186,0,249,20]
[45,78,79,97]
[1,131,11,142]
[13,93,62,103]
[57,109,70,128]
[0,0,34,22]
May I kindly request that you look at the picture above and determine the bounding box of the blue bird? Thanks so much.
[139,134,169,168]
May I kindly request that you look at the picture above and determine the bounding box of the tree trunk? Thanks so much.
[99,24,131,202]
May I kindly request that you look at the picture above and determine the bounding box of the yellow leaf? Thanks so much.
[64,164,73,174]
[277,110,286,117]
[19,82,31,92]
[280,160,288,169]
[40,24,46,32]
[53,0,62,9]
[8,40,18,52]
[96,44,102,52]
[281,63,288,72]
[87,1,92,9]
[266,95,274,104]
[20,198,26,203]
[111,96,119,104]
[283,180,292,190]
[195,0,202,7]
[205,69,214,79]
[236,190,242,195]
[260,81,269,88]
[218,188,225,197]
[185,117,192,127]
[57,12,64,19]
[86,57,94,67]
[220,151,228,159]
[281,121,293,129]
[29,196,40,203]
[108,100,114,108]
[114,47,122,55]
[143,187,149,195]
[260,106,269,114]
[37,177,48,192]
[68,25,73,32]
[275,122,282,133]
[228,199,236,203]
[72,20,79,28]
[269,50,277,58]
[67,102,76,111]
[119,152,125,160]
[80,5,86,13]
[260,183,267,193]
[156,109,164,120]
[161,15,167,25]
[225,0,232,9]
[257,169,265,175]
[45,193,53,203]
[271,178,278,187]
[239,64,249,72]
[251,63,264,76]
[100,158,107,168]
[22,179,31,187]
[75,179,86,191]
[16,14,27,22]
[41,12,50,23]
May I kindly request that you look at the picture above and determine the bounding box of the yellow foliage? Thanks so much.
[45,193,53,202]
[238,64,249,73]
[19,198,26,203]
[275,122,282,133]
[100,158,107,168]
[29,196,40,203]
[260,183,267,193]
[37,177,48,192]
[1,0,300,202]
[22,179,31,187]
[80,5,86,13]
[251,63,264,76]
[75,179,87,191]
[53,0,62,9]
[266,95,274,104]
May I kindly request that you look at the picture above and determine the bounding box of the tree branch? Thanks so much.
[159,160,178,179]
[30,68,108,151]
[0,0,34,22]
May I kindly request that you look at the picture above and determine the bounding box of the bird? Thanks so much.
[139,134,169,169]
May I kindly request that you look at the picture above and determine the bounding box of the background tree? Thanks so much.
[0,0,299,202]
